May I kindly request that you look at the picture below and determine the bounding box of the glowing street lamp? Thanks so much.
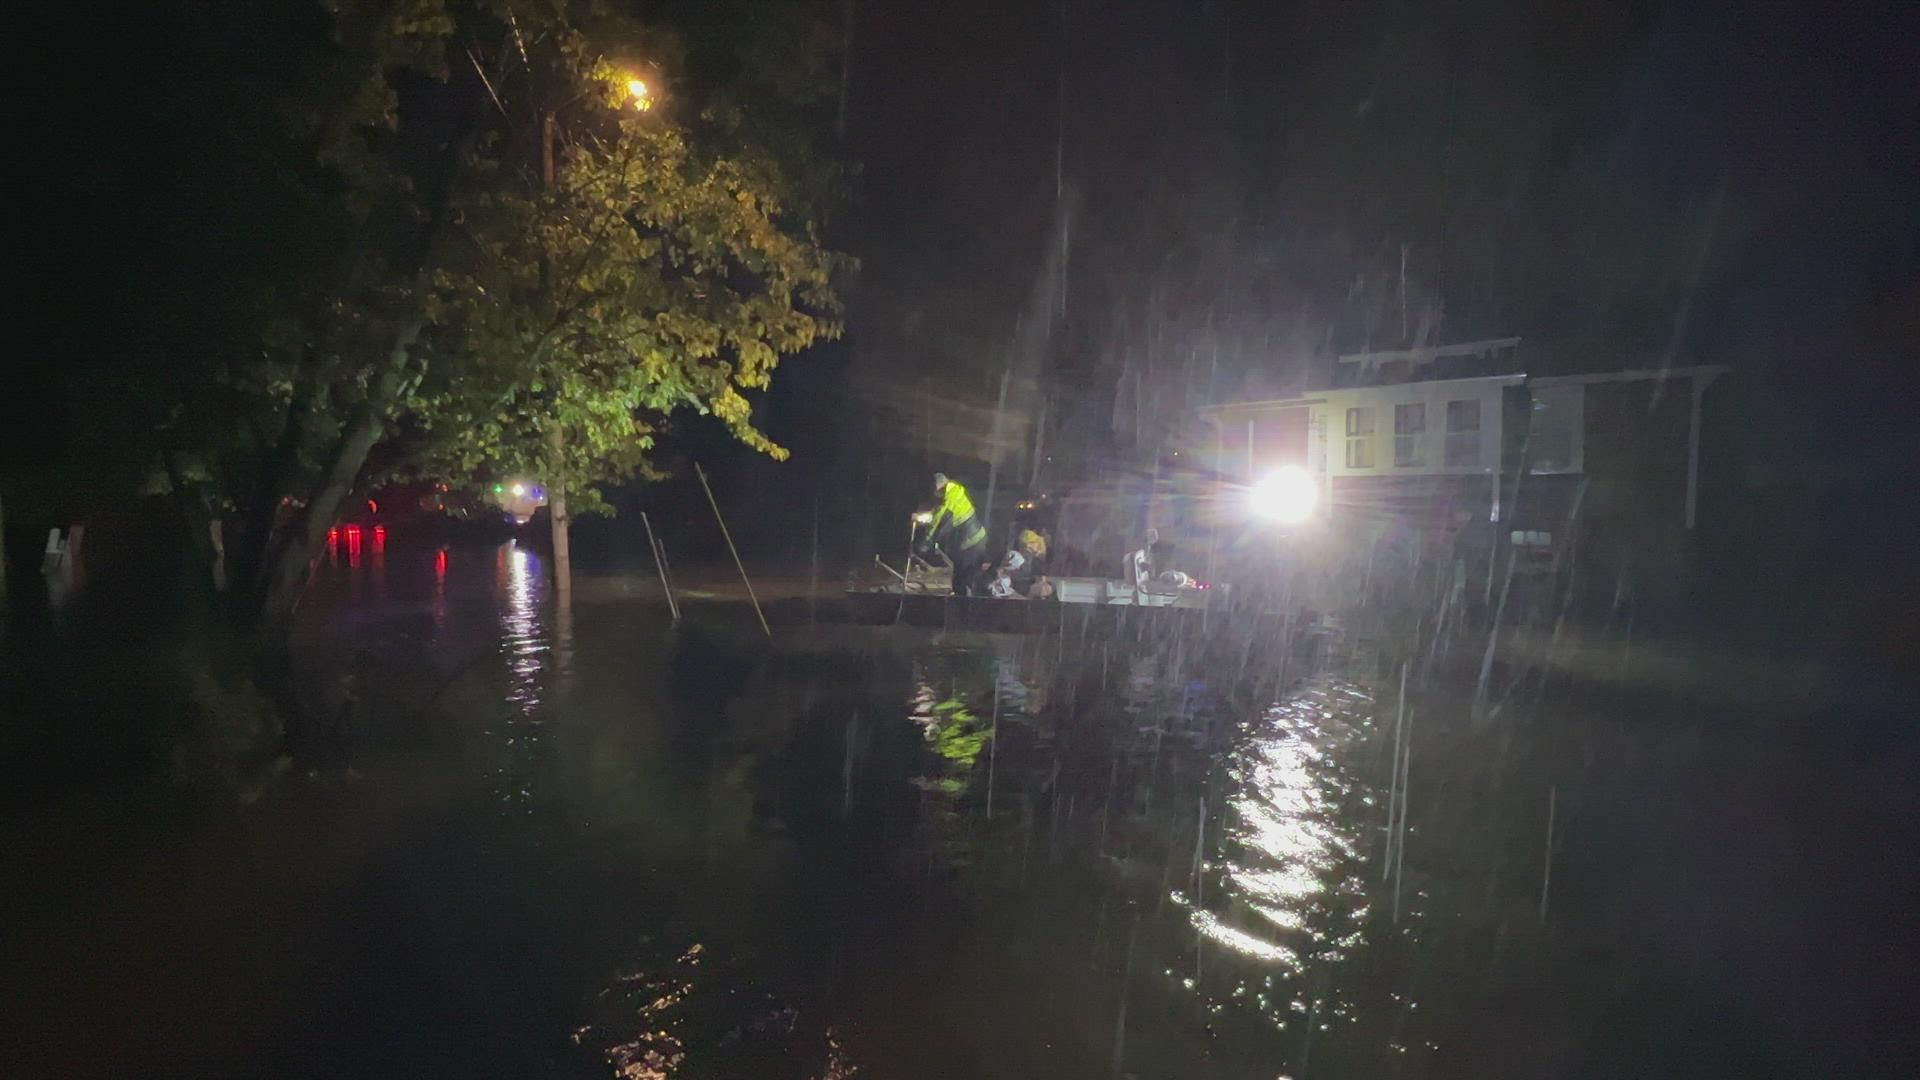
[510,483,527,497]
[625,78,653,111]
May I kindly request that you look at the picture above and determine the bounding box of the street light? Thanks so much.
[625,78,652,111]
[511,483,526,497]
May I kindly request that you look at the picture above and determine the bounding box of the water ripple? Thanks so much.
[1171,677,1378,1041]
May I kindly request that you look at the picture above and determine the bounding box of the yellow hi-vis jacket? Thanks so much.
[930,481,989,552]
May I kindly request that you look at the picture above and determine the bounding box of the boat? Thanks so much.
[842,552,1223,629]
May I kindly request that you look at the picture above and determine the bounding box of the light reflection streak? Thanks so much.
[1172,678,1377,1038]
[587,942,861,1078]
[368,527,385,596]
[905,665,987,797]
[495,542,551,813]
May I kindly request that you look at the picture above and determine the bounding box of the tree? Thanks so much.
[415,18,846,588]
[87,0,846,642]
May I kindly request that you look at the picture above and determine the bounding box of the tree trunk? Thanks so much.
[164,452,222,600]
[237,82,478,647]
[257,414,383,631]
[231,349,320,601]
[252,320,424,635]
[539,111,573,595]
[548,426,572,593]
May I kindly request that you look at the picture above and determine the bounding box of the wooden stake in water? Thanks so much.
[809,495,821,625]
[1392,760,1409,925]
[1384,661,1407,881]
[842,711,859,819]
[1112,916,1139,1079]
[986,670,1001,819]
[640,511,679,625]
[695,462,770,639]
[1392,706,1413,925]
[1191,795,1207,903]
[1539,785,1557,924]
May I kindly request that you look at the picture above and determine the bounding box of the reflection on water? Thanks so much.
[368,527,385,597]
[907,665,992,796]
[904,639,1050,808]
[288,556,1405,1077]
[430,547,449,636]
[493,542,565,814]
[595,942,695,1079]
[1169,678,1378,1048]
[584,941,862,1079]
[499,544,545,710]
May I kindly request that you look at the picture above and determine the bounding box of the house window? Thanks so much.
[1528,384,1585,474]
[1393,402,1426,467]
[1445,398,1482,467]
[1345,406,1377,469]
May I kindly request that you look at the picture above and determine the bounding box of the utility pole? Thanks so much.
[836,0,855,144]
[542,109,573,593]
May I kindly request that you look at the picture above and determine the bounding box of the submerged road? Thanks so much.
[5,540,1912,1078]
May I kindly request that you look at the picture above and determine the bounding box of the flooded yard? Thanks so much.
[5,541,1913,1078]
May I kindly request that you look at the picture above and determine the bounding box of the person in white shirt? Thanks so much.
[1125,528,1160,590]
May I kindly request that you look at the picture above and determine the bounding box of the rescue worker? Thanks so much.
[1000,528,1047,595]
[923,472,990,596]
[1126,527,1160,592]
[1019,527,1048,573]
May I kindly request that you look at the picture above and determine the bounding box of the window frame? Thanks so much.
[1344,406,1378,470]
[1393,401,1426,467]
[1444,398,1483,468]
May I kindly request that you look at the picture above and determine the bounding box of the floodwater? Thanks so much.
[6,540,1915,1078]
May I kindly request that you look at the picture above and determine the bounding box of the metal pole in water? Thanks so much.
[1540,785,1557,924]
[695,462,771,639]
[842,711,859,819]
[986,669,1001,819]
[809,495,821,625]
[1384,661,1407,880]
[894,515,915,625]
[1112,916,1138,1078]
[1392,710,1413,925]
[640,511,679,625]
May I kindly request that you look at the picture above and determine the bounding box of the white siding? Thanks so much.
[1313,377,1516,478]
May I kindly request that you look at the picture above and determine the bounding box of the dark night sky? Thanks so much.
[16,0,1918,546]
[823,0,1917,472]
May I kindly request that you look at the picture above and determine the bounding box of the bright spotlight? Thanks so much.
[1250,466,1317,524]
[510,483,526,497]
